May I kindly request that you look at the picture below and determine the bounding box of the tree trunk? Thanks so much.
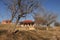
[12,15,20,33]
[10,17,14,22]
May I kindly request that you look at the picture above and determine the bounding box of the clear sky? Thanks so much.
[0,0,60,22]
[41,0,60,22]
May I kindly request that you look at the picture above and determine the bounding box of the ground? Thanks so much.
[0,24,60,40]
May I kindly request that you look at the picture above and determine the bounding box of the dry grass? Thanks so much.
[0,24,60,40]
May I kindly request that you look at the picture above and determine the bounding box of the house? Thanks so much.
[1,20,11,24]
[19,20,34,27]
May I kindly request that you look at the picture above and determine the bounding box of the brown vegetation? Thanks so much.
[0,29,60,40]
[0,24,60,40]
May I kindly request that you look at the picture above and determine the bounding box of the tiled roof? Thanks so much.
[22,20,33,23]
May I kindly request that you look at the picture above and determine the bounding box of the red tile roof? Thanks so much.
[22,20,33,23]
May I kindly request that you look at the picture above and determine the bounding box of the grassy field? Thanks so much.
[0,24,60,40]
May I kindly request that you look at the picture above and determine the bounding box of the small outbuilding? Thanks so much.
[1,20,11,24]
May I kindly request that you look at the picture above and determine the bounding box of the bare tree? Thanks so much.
[33,12,57,26]
[2,0,42,24]
[1,0,43,32]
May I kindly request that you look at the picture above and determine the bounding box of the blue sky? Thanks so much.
[41,0,60,22]
[0,0,60,22]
